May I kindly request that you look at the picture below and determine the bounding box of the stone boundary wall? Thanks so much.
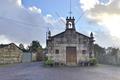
[96,51,120,65]
[0,45,22,64]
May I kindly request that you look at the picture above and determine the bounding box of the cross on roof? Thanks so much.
[69,0,72,17]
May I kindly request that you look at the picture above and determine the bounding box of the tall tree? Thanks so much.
[107,47,119,55]
[19,43,25,50]
[94,44,106,57]
[29,40,42,52]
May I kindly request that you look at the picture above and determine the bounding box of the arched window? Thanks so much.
[68,22,73,29]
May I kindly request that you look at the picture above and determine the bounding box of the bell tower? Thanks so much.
[66,16,75,30]
[66,0,75,31]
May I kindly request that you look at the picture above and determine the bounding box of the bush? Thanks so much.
[44,58,54,67]
[89,58,97,66]
[44,56,48,61]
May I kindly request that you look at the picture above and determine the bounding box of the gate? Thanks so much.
[22,52,32,63]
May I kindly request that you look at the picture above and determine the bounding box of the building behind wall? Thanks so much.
[46,16,95,66]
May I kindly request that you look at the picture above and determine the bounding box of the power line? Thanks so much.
[0,16,43,28]
[55,12,66,24]
[75,11,87,24]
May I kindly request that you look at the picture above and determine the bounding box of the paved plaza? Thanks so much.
[0,62,120,80]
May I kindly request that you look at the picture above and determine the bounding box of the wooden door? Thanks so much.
[66,47,77,65]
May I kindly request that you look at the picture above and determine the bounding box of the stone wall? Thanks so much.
[47,30,93,65]
[0,44,22,64]
[96,51,120,65]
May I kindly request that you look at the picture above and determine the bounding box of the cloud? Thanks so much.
[80,0,99,11]
[44,14,65,26]
[0,0,64,48]
[0,35,11,44]
[16,0,22,7]
[44,14,56,24]
[0,0,45,46]
[29,6,42,14]
[4,0,120,48]
[80,0,120,48]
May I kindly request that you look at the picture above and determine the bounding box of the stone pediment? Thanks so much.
[50,30,90,40]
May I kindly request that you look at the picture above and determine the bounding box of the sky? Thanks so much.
[0,0,120,48]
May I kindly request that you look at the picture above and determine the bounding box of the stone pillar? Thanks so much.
[89,32,95,58]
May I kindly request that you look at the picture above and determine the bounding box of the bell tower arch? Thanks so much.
[66,16,75,30]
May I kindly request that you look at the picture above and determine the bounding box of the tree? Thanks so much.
[94,44,106,55]
[107,47,119,55]
[19,43,25,50]
[94,44,106,63]
[29,40,42,52]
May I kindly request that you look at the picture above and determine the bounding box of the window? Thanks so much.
[55,49,59,54]
[82,50,86,54]
[83,40,87,47]
[83,40,86,44]
[68,22,73,28]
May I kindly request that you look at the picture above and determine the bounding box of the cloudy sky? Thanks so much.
[0,0,120,48]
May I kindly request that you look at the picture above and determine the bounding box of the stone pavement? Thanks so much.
[0,62,120,80]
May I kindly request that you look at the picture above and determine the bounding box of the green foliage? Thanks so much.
[89,58,97,66]
[44,56,48,61]
[44,58,54,66]
[19,43,25,50]
[29,40,43,52]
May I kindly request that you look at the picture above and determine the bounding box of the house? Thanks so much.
[46,16,94,66]
[0,43,22,64]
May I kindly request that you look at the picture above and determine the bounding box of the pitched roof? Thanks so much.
[0,43,22,50]
[50,30,90,39]
[51,31,65,38]
[0,44,9,48]
[76,31,90,38]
